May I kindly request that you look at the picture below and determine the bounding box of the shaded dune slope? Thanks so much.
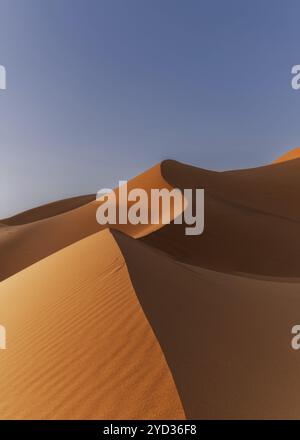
[143,159,300,277]
[114,230,300,419]
[0,229,185,420]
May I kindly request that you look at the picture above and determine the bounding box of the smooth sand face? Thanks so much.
[143,159,300,277]
[273,147,300,164]
[0,229,185,419]
[114,231,300,419]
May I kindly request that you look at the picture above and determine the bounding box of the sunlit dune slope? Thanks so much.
[143,159,300,277]
[114,230,300,419]
[0,229,185,420]
[0,164,178,281]
[273,147,300,164]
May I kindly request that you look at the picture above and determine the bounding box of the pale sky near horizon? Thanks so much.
[1,0,300,217]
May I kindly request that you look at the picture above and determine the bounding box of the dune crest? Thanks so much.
[273,147,300,164]
[2,195,95,226]
[3,157,300,280]
[143,159,300,277]
[0,163,179,281]
[2,155,300,419]
[114,230,300,419]
[0,229,185,419]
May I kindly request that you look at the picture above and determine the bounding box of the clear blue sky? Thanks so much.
[0,0,300,217]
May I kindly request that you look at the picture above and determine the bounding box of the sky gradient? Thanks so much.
[1,0,300,217]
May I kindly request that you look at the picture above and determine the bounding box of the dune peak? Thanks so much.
[273,147,300,164]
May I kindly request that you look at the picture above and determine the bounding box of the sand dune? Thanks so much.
[1,152,300,419]
[2,195,95,226]
[273,147,300,164]
[3,157,300,280]
[0,229,184,419]
[143,159,300,277]
[114,231,300,419]
[0,164,177,281]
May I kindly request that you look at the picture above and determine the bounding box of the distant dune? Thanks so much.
[1,151,300,419]
[2,195,96,226]
[273,147,300,164]
[0,164,176,281]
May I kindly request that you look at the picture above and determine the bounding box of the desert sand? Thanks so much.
[2,195,96,226]
[0,163,177,281]
[0,229,184,419]
[1,152,300,419]
[273,146,300,164]
[115,231,300,419]
[143,159,300,276]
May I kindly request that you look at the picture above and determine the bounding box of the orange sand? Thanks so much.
[273,147,300,164]
[0,229,185,419]
[1,150,300,419]
[0,164,180,281]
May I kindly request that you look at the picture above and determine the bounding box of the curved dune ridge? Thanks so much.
[114,230,300,419]
[2,156,300,280]
[0,229,185,419]
[143,158,300,277]
[0,163,181,281]
[1,152,300,419]
[1,195,96,226]
[273,147,300,164]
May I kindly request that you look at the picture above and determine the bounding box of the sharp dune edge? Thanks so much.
[2,157,300,281]
[1,154,300,419]
[0,229,185,419]
[144,158,300,277]
[114,231,300,419]
[0,163,175,281]
[273,147,300,164]
[2,194,96,226]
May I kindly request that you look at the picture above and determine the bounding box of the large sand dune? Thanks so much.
[143,159,300,277]
[115,231,300,419]
[0,164,176,281]
[273,147,300,164]
[1,153,300,419]
[3,158,300,281]
[0,229,184,419]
